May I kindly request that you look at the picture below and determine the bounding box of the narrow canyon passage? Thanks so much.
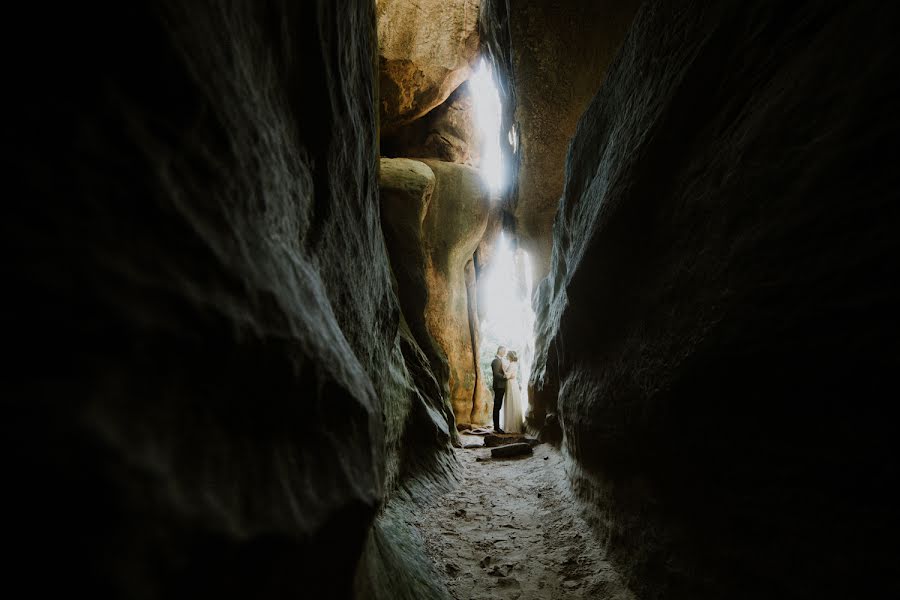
[413,441,633,600]
[10,1,900,598]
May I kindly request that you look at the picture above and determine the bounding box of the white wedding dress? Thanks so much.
[503,362,524,433]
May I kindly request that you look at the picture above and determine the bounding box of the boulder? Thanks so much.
[377,0,480,132]
[379,157,439,358]
[382,81,481,166]
[483,433,531,447]
[530,1,900,598]
[490,443,533,458]
[379,159,464,447]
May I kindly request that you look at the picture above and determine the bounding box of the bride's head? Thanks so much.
[507,350,518,362]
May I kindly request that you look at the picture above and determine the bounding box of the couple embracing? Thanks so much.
[490,346,523,434]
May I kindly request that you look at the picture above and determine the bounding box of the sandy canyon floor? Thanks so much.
[411,439,634,600]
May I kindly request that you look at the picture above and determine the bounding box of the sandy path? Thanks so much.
[411,441,634,600]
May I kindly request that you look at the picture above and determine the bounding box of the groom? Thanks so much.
[491,346,508,433]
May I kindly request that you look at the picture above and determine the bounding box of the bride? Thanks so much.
[503,351,524,433]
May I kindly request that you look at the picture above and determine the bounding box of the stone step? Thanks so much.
[483,434,538,448]
[490,443,534,458]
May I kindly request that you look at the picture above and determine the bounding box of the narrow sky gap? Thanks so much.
[470,58,505,194]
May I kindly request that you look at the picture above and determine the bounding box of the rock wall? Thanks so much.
[532,1,900,598]
[504,0,641,279]
[377,0,481,133]
[382,82,481,167]
[380,159,493,428]
[7,2,455,598]
[420,160,493,427]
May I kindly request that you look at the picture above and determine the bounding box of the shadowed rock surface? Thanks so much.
[530,1,900,598]
[503,0,641,278]
[382,82,481,167]
[8,2,455,598]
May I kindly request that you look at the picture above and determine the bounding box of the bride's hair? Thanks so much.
[507,350,518,362]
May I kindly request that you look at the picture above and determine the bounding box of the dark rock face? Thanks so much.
[8,2,454,598]
[483,0,641,279]
[531,1,900,599]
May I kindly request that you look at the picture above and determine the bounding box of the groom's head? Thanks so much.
[497,346,507,357]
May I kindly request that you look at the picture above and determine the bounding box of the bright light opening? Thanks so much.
[479,233,537,429]
[470,59,505,194]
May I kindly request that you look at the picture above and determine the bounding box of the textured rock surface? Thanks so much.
[505,0,641,278]
[380,158,494,428]
[7,2,455,598]
[379,159,461,441]
[377,0,480,132]
[532,1,900,599]
[382,82,481,166]
[421,160,493,426]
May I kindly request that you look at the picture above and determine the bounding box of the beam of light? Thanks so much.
[469,59,505,194]
[479,233,537,421]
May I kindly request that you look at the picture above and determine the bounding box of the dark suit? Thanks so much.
[491,357,506,431]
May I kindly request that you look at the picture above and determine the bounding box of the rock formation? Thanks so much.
[419,160,494,427]
[526,1,900,598]
[8,2,455,598]
[487,0,642,279]
[377,1,501,430]
[380,158,493,428]
[377,0,481,132]
[382,82,481,167]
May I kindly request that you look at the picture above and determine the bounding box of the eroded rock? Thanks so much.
[483,433,536,448]
[382,82,481,166]
[530,1,900,598]
[420,160,493,426]
[380,158,494,428]
[377,0,480,132]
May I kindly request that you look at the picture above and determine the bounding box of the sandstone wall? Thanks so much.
[505,0,641,279]
[377,1,500,430]
[7,2,455,598]
[380,159,493,428]
[377,0,481,132]
[531,1,900,598]
[382,82,482,167]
